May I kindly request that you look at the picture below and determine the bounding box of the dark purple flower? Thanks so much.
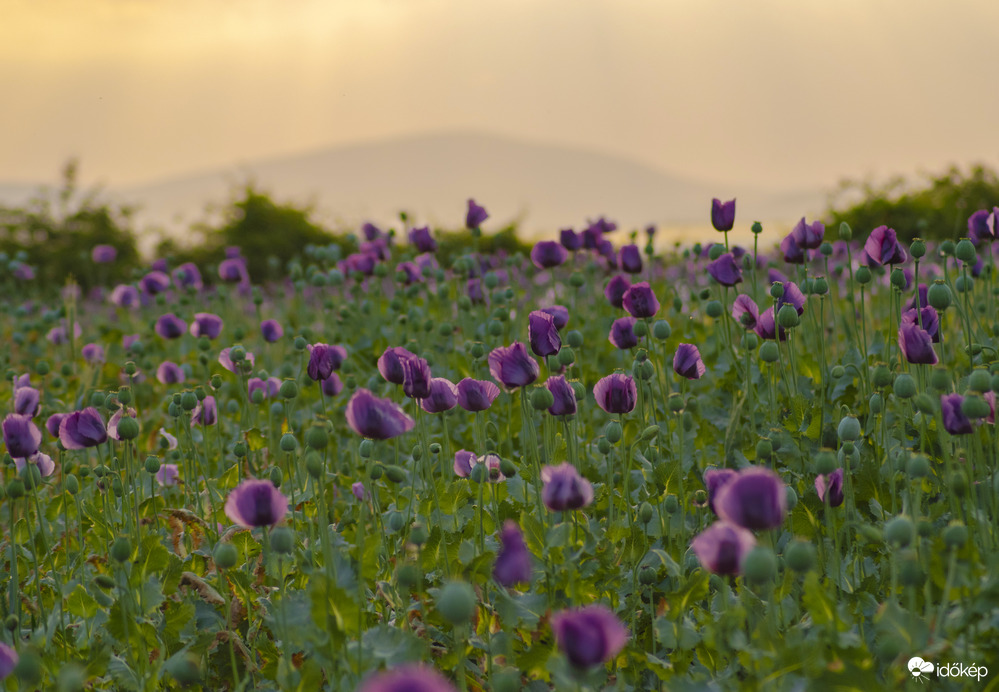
[12,263,34,281]
[494,520,532,587]
[171,262,203,291]
[588,217,617,235]
[139,271,171,294]
[604,275,631,309]
[467,278,485,303]
[608,316,639,350]
[901,306,939,342]
[189,312,223,340]
[224,479,288,528]
[362,222,383,241]
[968,208,997,244]
[47,322,81,345]
[595,239,616,265]
[540,305,569,330]
[81,343,105,364]
[453,450,476,477]
[898,322,938,365]
[307,343,347,381]
[593,373,637,414]
[488,342,539,390]
[352,482,367,501]
[711,198,736,232]
[791,217,825,249]
[560,228,582,251]
[456,378,500,412]
[92,244,117,263]
[155,464,180,486]
[155,314,187,340]
[768,268,788,285]
[906,283,929,311]
[732,294,759,330]
[14,387,39,418]
[378,347,416,385]
[528,310,561,357]
[345,389,415,440]
[754,307,784,341]
[59,407,108,450]
[865,226,907,266]
[110,284,139,308]
[402,355,432,399]
[343,252,377,276]
[815,468,844,507]
[191,396,217,426]
[780,233,806,264]
[531,241,569,269]
[421,378,459,413]
[0,641,19,681]
[3,414,41,458]
[619,245,643,274]
[409,226,437,253]
[541,463,594,511]
[546,375,577,416]
[260,319,284,343]
[714,466,787,530]
[14,452,55,478]
[395,262,422,284]
[359,664,457,692]
[673,343,706,380]
[46,413,67,438]
[691,521,756,575]
[941,394,973,435]
[321,373,343,397]
[466,199,489,229]
[151,258,169,271]
[218,257,249,283]
[621,282,660,318]
[551,605,628,669]
[778,281,806,315]
[704,468,738,514]
[707,253,742,286]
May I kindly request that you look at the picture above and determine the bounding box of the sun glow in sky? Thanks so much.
[2,0,998,189]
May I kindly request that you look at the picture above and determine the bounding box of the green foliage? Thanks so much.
[827,163,999,242]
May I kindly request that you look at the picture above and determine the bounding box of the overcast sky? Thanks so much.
[3,0,998,191]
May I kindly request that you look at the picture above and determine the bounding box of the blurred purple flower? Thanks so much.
[59,407,108,449]
[396,262,422,284]
[352,482,367,501]
[488,342,539,390]
[466,199,489,229]
[619,245,643,274]
[224,478,288,528]
[358,664,457,692]
[528,310,561,357]
[898,322,938,365]
[467,278,485,303]
[109,284,139,308]
[714,466,787,530]
[608,316,639,350]
[81,343,105,364]
[456,378,500,412]
[707,253,742,286]
[604,275,631,309]
[191,396,217,426]
[171,262,203,291]
[14,387,39,418]
[541,463,594,511]
[732,294,759,330]
[494,520,532,586]
[593,373,637,414]
[3,414,41,458]
[780,233,806,264]
[219,257,249,283]
[260,319,284,343]
[47,321,82,345]
[409,226,437,253]
[421,378,459,413]
[551,605,628,669]
[711,198,736,232]
[704,468,738,514]
[622,282,660,318]
[546,375,577,416]
[307,343,347,381]
[865,226,907,266]
[189,313,223,340]
[139,270,171,294]
[14,452,55,478]
[941,394,973,435]
[531,241,569,269]
[790,217,825,249]
[155,464,180,486]
[673,343,706,380]
[968,208,997,244]
[321,373,343,397]
[92,244,117,263]
[778,281,806,315]
[155,314,187,340]
[378,347,416,385]
[219,347,255,373]
[560,228,582,251]
[815,468,844,507]
[346,389,415,440]
[691,521,756,575]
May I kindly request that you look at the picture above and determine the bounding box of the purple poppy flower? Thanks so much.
[673,343,706,380]
[47,322,82,346]
[622,282,660,318]
[901,306,939,343]
[593,373,637,414]
[968,209,992,244]
[0,641,19,681]
[409,226,437,253]
[941,394,973,435]
[528,310,561,358]
[395,261,422,284]
[3,414,41,458]
[346,389,416,440]
[488,342,540,390]
[92,244,117,263]
[865,226,907,266]
[12,263,34,281]
[46,412,67,438]
[106,407,137,441]
[466,278,485,303]
[707,253,743,286]
[531,241,569,269]
[14,452,55,478]
[59,407,107,450]
[732,294,759,330]
[224,478,288,528]
[362,222,383,241]
[540,305,569,330]
[711,198,736,232]
[546,375,577,416]
[778,281,806,315]
[158,428,178,451]
[551,605,628,669]
[715,466,787,530]
[109,284,140,308]
[321,373,343,398]
[421,378,459,413]
[352,482,368,501]
[189,313,224,340]
[604,275,631,309]
[156,361,186,385]
[466,198,489,229]
[358,664,457,692]
[218,257,249,283]
[155,314,187,340]
[260,319,284,343]
[494,521,532,586]
[307,343,348,381]
[815,468,844,507]
[780,232,806,264]
[898,322,938,365]
[248,378,270,400]
[81,343,105,365]
[790,217,825,249]
[906,283,929,311]
[754,307,784,341]
[456,378,500,412]
[453,450,476,477]
[560,228,582,251]
[378,347,416,385]
[14,387,39,418]
[541,463,594,511]
[588,216,617,235]
[704,468,738,514]
[191,396,217,426]
[171,262,203,291]
[343,252,377,276]
[608,316,639,350]
[360,238,390,261]
[139,270,171,294]
[691,521,756,575]
[619,245,643,274]
[595,238,616,266]
[401,355,432,399]
[155,464,180,486]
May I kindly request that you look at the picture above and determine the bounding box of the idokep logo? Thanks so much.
[908,657,933,680]
[908,656,989,682]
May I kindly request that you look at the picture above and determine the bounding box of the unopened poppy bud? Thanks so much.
[92,574,115,590]
[955,238,977,263]
[889,268,906,290]
[962,394,991,419]
[893,373,916,399]
[831,365,845,379]
[943,521,968,549]
[279,379,298,400]
[214,543,238,569]
[632,320,649,338]
[569,272,585,288]
[785,540,816,572]
[815,449,837,475]
[278,434,297,453]
[565,330,583,349]
[597,438,611,455]
[368,464,383,481]
[776,304,799,329]
[358,439,373,457]
[907,454,931,478]
[955,275,973,293]
[65,474,79,494]
[305,425,328,450]
[663,494,679,514]
[838,222,852,241]
[604,420,623,444]
[436,580,476,624]
[837,416,861,441]
[969,369,991,393]
[871,364,892,388]
[786,485,798,510]
[36,360,51,376]
[756,439,773,459]
[884,516,914,547]
[855,266,872,285]
[305,452,323,479]
[812,277,828,295]
[759,342,779,363]
[180,391,198,411]
[558,347,575,366]
[117,416,139,440]
[742,547,777,584]
[638,501,654,524]
[928,281,951,310]
[531,387,555,411]
[640,425,659,442]
[409,523,429,546]
[6,479,24,498]
[706,301,723,318]
[269,467,283,488]
[869,393,883,414]
[770,282,784,299]
[909,238,926,258]
[652,320,671,340]
[429,442,441,455]
[293,336,307,351]
[387,511,404,532]
[385,465,407,483]
[638,565,657,585]
[914,393,934,414]
[743,333,758,350]
[820,241,833,256]
[270,527,294,554]
[110,536,132,563]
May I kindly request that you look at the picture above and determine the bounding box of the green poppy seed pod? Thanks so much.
[457,296,472,311]
[279,433,298,453]
[110,536,132,563]
[171,392,183,405]
[36,360,51,376]
[812,276,829,295]
[742,547,778,585]
[872,364,892,388]
[557,347,575,367]
[305,452,323,479]
[884,516,914,547]
[907,454,931,478]
[95,392,112,408]
[928,281,951,310]
[229,345,246,363]
[815,449,837,475]
[358,439,374,458]
[663,494,679,514]
[893,373,917,399]
[785,540,816,573]
[909,238,926,258]
[950,470,968,496]
[210,374,223,389]
[269,466,283,488]
[436,580,476,625]
[819,241,833,256]
[770,282,784,299]
[889,268,907,290]
[499,458,517,478]
[969,369,991,393]
[6,479,25,499]
[672,296,683,311]
[65,474,79,495]
[939,239,955,256]
[785,485,798,510]
[751,221,763,234]
[683,411,694,431]
[961,394,991,419]
[930,368,950,392]
[248,388,263,404]
[464,342,485,360]
[213,542,239,569]
[776,304,799,329]
[913,393,934,415]
[92,574,116,590]
[112,477,124,497]
[837,416,861,441]
[180,391,198,411]
[631,318,649,338]
[305,425,328,450]
[739,334,757,353]
[194,385,207,402]
[270,527,294,554]
[639,360,655,381]
[605,420,623,444]
[917,519,932,538]
[387,511,404,533]
[483,272,500,289]
[167,402,182,418]
[955,238,977,263]
[652,320,671,340]
[232,441,247,458]
[638,501,654,524]
[292,336,307,351]
[991,373,999,392]
[3,615,17,633]
[396,563,420,589]
[279,379,298,400]
[531,386,555,411]
[409,523,429,546]
[855,266,872,285]
[487,320,504,337]
[569,272,585,288]
[705,300,722,319]
[708,244,724,260]
[955,275,973,294]
[571,381,586,401]
[759,341,779,364]
[597,437,612,455]
[638,565,657,585]
[869,393,883,414]
[116,416,139,441]
[829,365,844,379]
[755,439,773,460]
[385,465,407,483]
[369,464,383,481]
[79,466,90,477]
[566,330,584,349]
[117,387,132,405]
[943,521,968,549]
[838,222,852,241]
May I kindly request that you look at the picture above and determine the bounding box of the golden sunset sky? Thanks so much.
[2,0,998,191]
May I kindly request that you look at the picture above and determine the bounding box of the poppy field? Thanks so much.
[2,198,999,691]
